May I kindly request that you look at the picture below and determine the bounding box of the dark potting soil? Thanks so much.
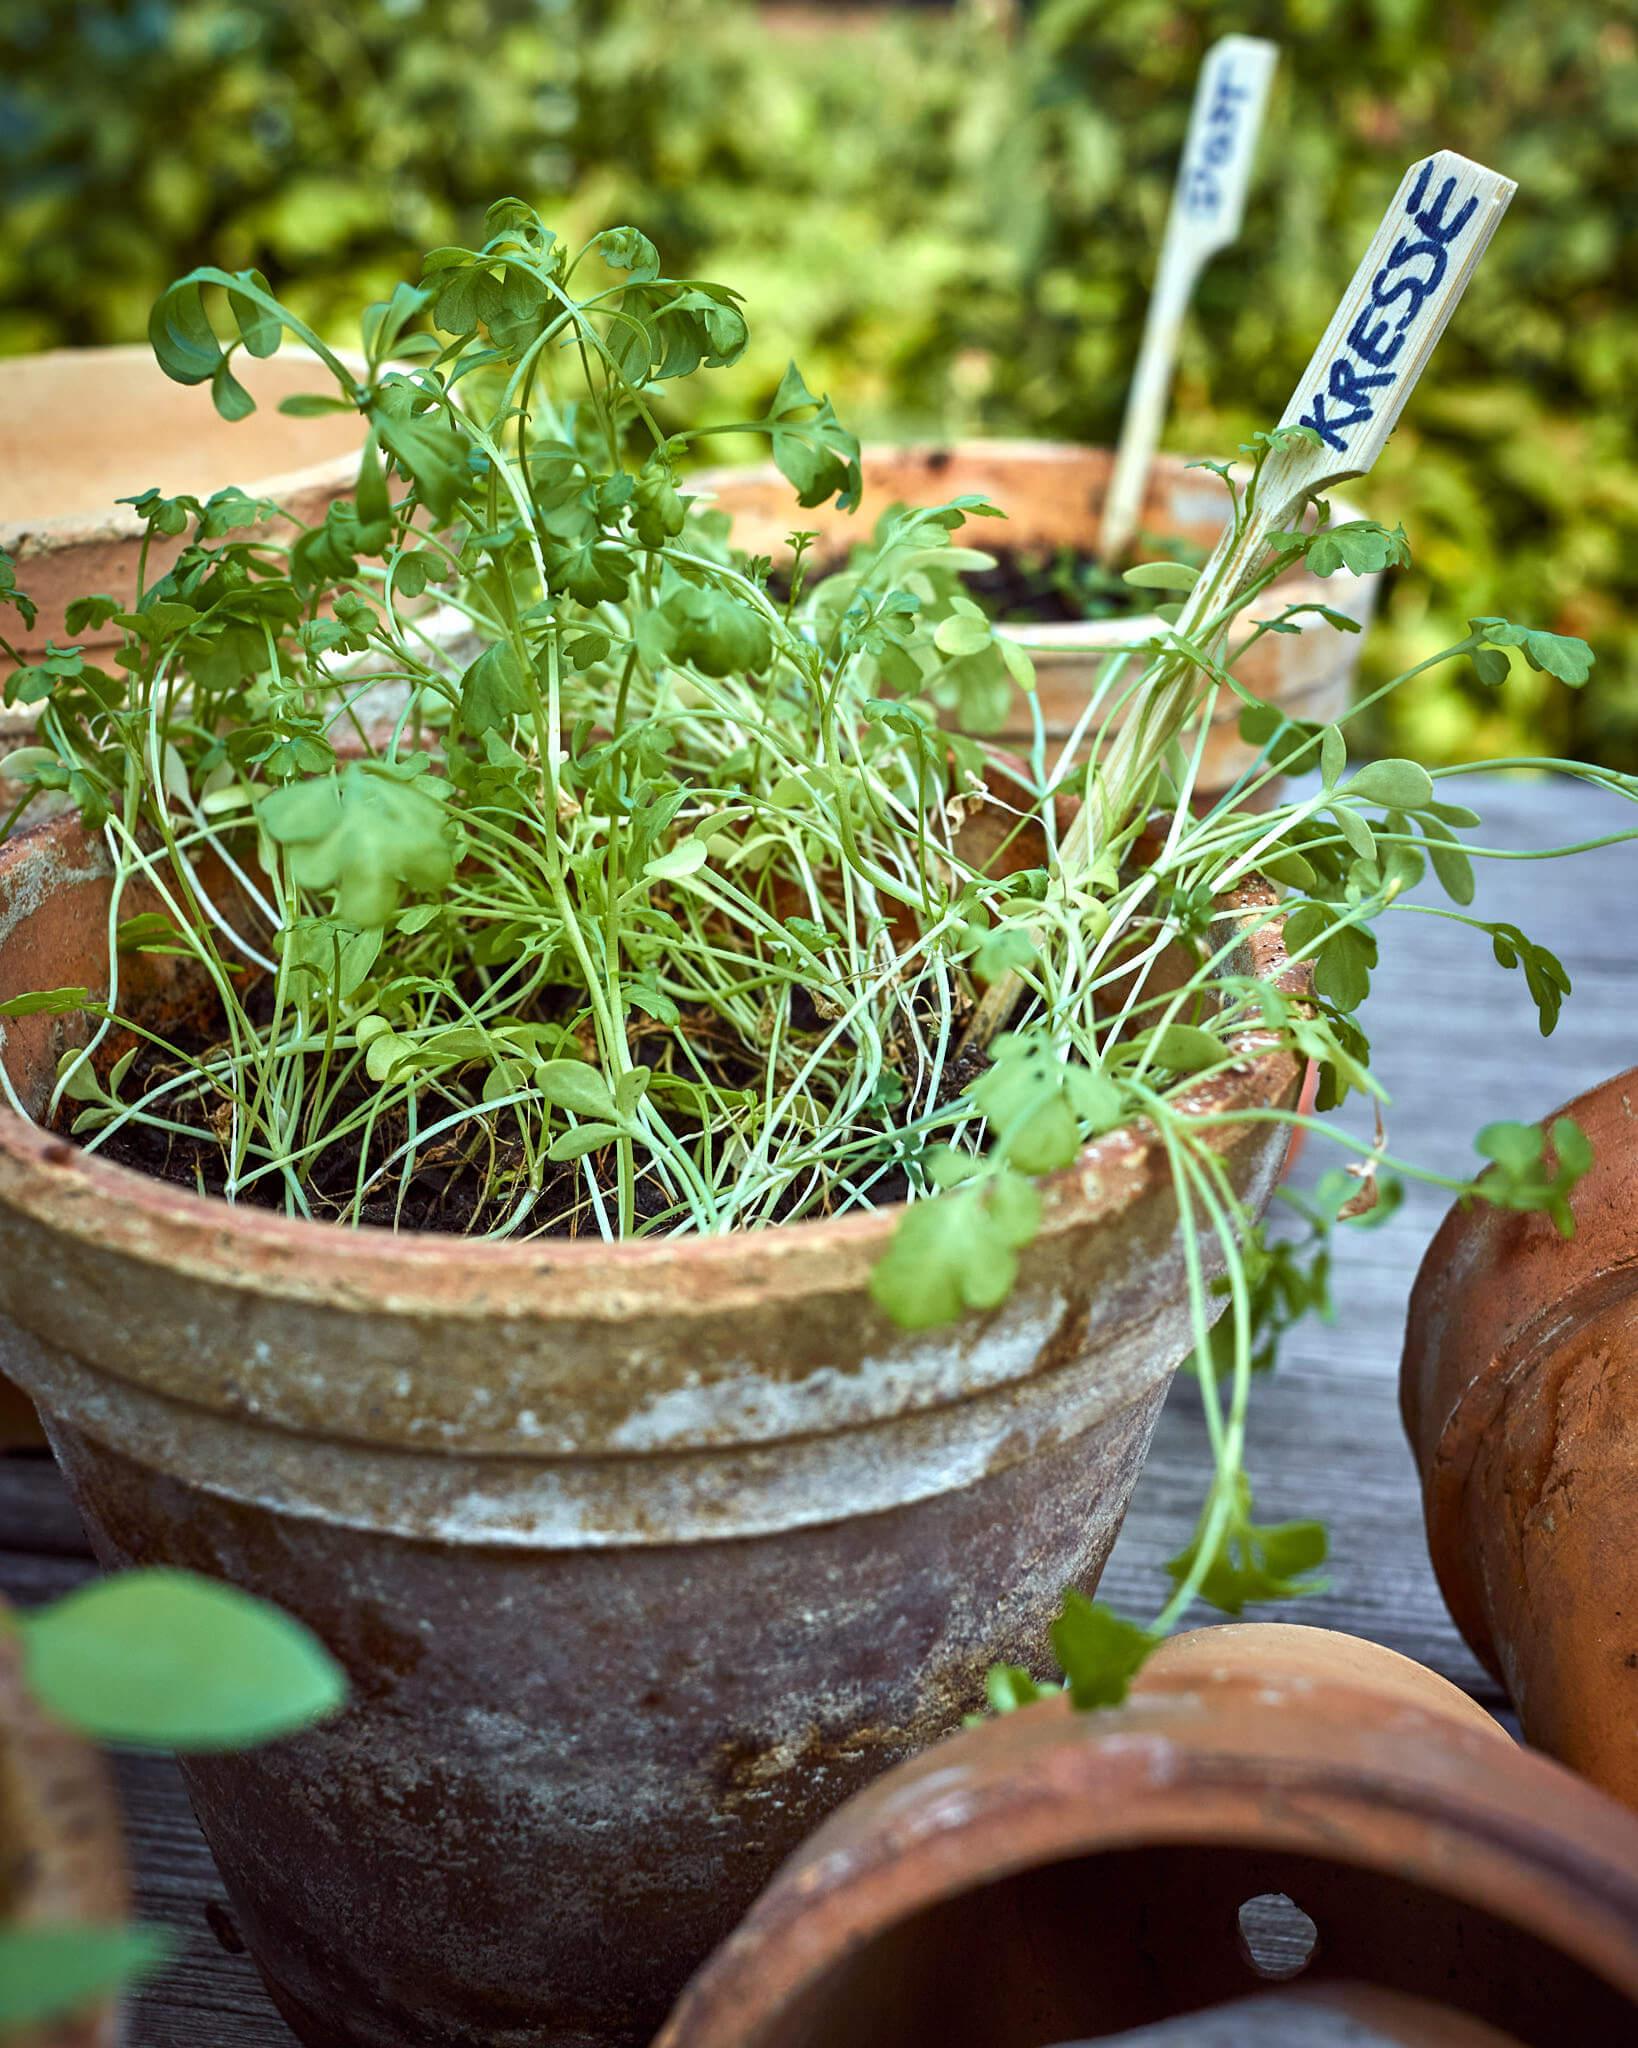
[66,981,925,1240]
[960,545,1151,625]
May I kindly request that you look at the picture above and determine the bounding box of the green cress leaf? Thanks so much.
[985,1664,1061,1712]
[1342,758,1434,810]
[1419,814,1476,905]
[933,609,994,659]
[0,549,38,632]
[1319,724,1346,790]
[1487,921,1571,1034]
[371,407,471,523]
[1288,519,1410,580]
[1144,1023,1226,1073]
[1474,1115,1593,1236]
[0,1925,171,2029]
[147,266,283,420]
[1122,560,1199,592]
[1470,617,1594,686]
[62,594,121,636]
[869,1171,1042,1329]
[534,1059,618,1121]
[19,1570,346,1750]
[763,361,863,512]
[0,986,90,1019]
[598,225,660,280]
[459,642,532,735]
[1049,1592,1160,1709]
[260,761,456,928]
[968,1033,1121,1175]
[1166,1475,1330,1614]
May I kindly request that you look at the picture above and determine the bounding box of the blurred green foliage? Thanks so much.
[3,0,1633,764]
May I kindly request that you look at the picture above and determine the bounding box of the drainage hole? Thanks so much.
[1237,1891,1318,1981]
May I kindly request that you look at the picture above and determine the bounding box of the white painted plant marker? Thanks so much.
[966,149,1517,1054]
[1099,35,1280,562]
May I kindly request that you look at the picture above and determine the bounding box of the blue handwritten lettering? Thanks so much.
[1183,68,1251,221]
[1297,159,1479,451]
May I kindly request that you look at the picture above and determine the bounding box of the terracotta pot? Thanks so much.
[692,442,1381,792]
[0,1595,129,2048]
[0,345,363,706]
[1402,1068,1638,1808]
[0,813,1302,2047]
[657,1621,1638,2048]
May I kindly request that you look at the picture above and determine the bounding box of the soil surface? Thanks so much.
[65,980,925,1240]
[961,544,1152,625]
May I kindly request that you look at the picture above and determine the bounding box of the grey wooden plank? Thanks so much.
[113,1753,298,2048]
[0,1449,93,1554]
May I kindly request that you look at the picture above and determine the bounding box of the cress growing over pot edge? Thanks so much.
[0,204,1627,1707]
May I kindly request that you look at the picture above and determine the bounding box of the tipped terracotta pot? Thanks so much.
[1,1595,129,2048]
[0,812,1301,2047]
[0,345,363,704]
[1402,1068,1638,1809]
[657,1621,1638,2048]
[693,441,1381,792]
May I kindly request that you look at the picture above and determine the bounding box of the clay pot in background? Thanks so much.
[658,1621,1638,2048]
[0,812,1301,2048]
[0,1595,129,2048]
[0,345,363,694]
[1402,1068,1638,1808]
[693,442,1381,792]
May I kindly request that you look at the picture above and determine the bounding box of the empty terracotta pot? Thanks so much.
[658,1622,1638,2047]
[0,1594,129,2048]
[0,345,363,696]
[1402,1068,1638,1808]
[0,813,1302,2047]
[693,442,1381,790]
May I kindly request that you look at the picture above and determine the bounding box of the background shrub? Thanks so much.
[3,0,1631,763]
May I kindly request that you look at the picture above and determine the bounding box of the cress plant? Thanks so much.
[0,203,1629,1709]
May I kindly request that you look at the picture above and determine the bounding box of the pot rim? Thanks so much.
[0,343,366,558]
[0,812,1302,1319]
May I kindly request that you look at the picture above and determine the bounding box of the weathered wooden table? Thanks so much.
[1,772,1630,2044]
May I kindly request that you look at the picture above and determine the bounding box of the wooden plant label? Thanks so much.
[1157,152,1517,638]
[1271,150,1515,487]
[1100,35,1280,560]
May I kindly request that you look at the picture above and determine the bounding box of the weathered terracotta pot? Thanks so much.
[0,1595,129,2048]
[1402,1068,1638,1809]
[694,441,1381,790]
[0,813,1301,2047]
[658,1621,1638,2047]
[0,345,363,698]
